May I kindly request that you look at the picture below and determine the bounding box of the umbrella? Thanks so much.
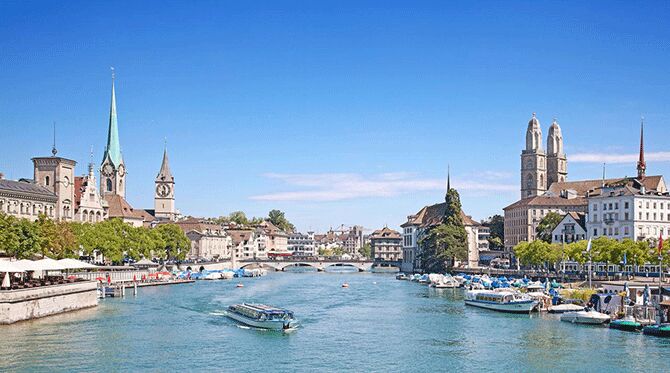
[57,258,98,270]
[96,276,105,282]
[33,258,66,271]
[0,261,25,273]
[2,272,10,288]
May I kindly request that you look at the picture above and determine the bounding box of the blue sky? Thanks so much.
[2,1,670,233]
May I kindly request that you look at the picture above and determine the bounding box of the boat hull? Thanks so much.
[610,320,642,332]
[642,324,670,337]
[225,311,296,330]
[560,312,610,325]
[464,299,538,313]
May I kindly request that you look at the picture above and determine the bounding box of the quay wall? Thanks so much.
[0,281,98,325]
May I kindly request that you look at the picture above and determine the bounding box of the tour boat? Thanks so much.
[609,316,643,332]
[560,309,610,325]
[464,290,539,313]
[642,323,670,337]
[226,303,297,330]
[547,304,586,314]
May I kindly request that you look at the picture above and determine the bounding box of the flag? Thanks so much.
[586,238,592,252]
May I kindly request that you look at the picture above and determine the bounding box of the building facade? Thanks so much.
[288,232,316,257]
[32,154,77,221]
[551,212,587,244]
[0,177,58,221]
[369,227,402,262]
[74,162,107,223]
[176,218,231,260]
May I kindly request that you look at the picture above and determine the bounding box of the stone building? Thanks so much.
[74,161,107,223]
[0,176,57,221]
[400,177,483,272]
[369,226,402,262]
[153,147,177,221]
[176,218,231,260]
[32,151,77,221]
[288,232,316,257]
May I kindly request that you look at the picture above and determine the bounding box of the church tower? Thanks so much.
[637,118,646,179]
[32,138,77,221]
[100,70,126,198]
[520,113,547,198]
[546,118,568,187]
[154,145,176,221]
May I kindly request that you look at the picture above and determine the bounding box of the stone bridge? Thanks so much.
[238,259,374,272]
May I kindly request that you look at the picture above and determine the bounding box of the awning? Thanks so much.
[0,260,25,273]
[57,258,99,270]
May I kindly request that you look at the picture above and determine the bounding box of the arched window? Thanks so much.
[526,174,533,189]
[106,178,113,192]
[540,174,544,188]
[45,176,50,186]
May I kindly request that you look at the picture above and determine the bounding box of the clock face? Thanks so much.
[62,176,70,188]
[156,183,171,197]
[118,164,126,177]
[102,163,114,177]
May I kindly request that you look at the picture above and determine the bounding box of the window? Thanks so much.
[625,227,629,235]
[654,203,657,209]
[106,179,113,192]
[615,203,619,209]
[593,204,598,211]
[625,202,629,209]
[45,176,50,186]
[647,212,650,220]
[625,212,629,220]
[593,228,598,236]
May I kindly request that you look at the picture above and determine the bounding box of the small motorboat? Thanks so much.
[560,309,610,325]
[236,283,244,288]
[548,304,585,314]
[396,273,409,280]
[610,316,643,332]
[226,303,297,330]
[342,283,349,288]
[642,323,670,337]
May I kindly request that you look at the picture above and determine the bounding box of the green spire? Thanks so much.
[104,70,122,167]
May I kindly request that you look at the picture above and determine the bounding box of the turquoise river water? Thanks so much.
[1,271,669,372]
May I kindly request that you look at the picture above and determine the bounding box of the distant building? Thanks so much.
[400,177,483,272]
[154,147,177,221]
[32,153,77,221]
[256,221,290,257]
[551,212,587,244]
[314,225,364,255]
[228,228,263,259]
[369,227,402,262]
[0,176,57,221]
[176,218,231,260]
[74,161,107,223]
[288,232,315,257]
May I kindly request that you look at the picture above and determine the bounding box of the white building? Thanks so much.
[551,212,587,244]
[586,176,669,241]
[176,218,231,260]
[288,232,315,257]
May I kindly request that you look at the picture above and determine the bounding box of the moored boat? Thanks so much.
[610,316,643,332]
[560,309,610,325]
[642,323,670,337]
[464,290,539,313]
[226,303,297,330]
[548,304,585,314]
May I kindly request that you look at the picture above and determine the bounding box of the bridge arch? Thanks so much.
[324,263,365,272]
[278,262,322,272]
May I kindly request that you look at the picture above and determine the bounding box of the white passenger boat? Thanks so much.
[560,309,610,325]
[226,303,297,330]
[464,290,539,313]
[548,304,585,314]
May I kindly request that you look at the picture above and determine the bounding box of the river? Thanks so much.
[1,271,669,372]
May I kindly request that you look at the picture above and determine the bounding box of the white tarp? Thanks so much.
[57,258,98,270]
[0,260,25,273]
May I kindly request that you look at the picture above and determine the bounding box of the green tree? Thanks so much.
[16,218,43,259]
[566,240,588,264]
[420,188,468,272]
[535,212,563,243]
[482,214,504,249]
[154,224,190,260]
[229,211,249,226]
[358,243,371,258]
[268,209,295,232]
[0,213,21,258]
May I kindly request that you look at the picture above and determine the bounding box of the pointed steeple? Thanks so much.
[637,117,646,179]
[103,68,122,167]
[156,142,173,181]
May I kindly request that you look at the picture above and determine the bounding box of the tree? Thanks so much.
[0,213,21,258]
[154,224,190,260]
[35,214,77,259]
[229,211,249,226]
[482,214,504,249]
[268,209,295,233]
[420,188,468,272]
[535,212,563,243]
[358,243,371,258]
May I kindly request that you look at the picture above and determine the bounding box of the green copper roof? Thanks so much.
[104,79,123,167]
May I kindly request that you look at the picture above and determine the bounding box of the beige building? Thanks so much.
[176,218,231,260]
[0,176,58,221]
[74,162,107,223]
[32,154,77,221]
[256,221,289,256]
[369,227,402,262]
[228,228,262,259]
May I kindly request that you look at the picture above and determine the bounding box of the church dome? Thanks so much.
[525,113,543,151]
[547,118,563,155]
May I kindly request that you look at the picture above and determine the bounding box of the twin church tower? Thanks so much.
[99,73,176,221]
[520,113,568,198]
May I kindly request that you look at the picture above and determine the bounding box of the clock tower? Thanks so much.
[154,146,176,221]
[100,71,126,198]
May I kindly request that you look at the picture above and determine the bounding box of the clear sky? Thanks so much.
[2,1,669,233]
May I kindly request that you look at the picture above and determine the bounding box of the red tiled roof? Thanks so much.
[402,202,480,228]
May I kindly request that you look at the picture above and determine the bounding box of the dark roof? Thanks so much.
[563,212,587,231]
[504,195,587,210]
[402,202,480,228]
[370,227,401,240]
[0,179,57,201]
